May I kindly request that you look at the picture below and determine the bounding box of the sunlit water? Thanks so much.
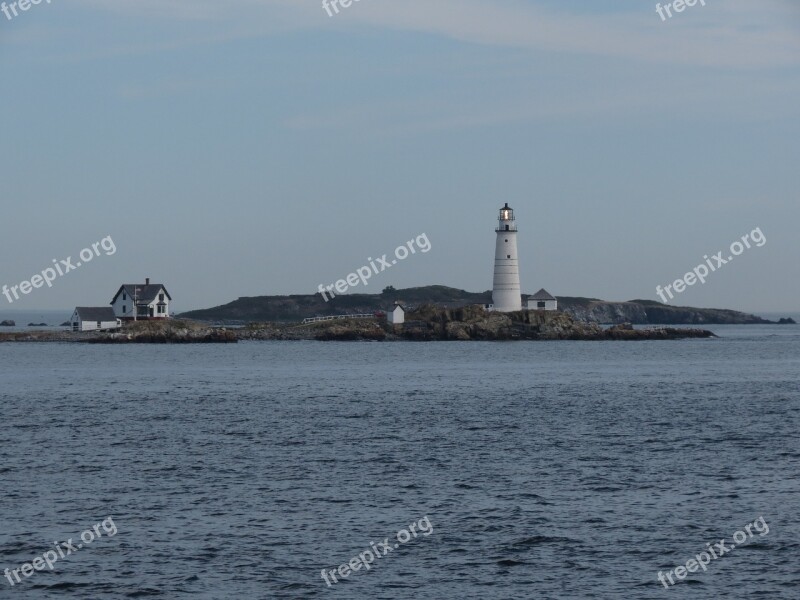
[1,324,798,599]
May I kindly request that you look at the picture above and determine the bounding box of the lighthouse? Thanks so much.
[492,203,522,312]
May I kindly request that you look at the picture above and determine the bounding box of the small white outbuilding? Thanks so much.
[387,304,405,325]
[71,307,121,332]
[527,288,558,311]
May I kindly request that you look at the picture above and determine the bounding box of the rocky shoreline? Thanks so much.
[0,321,238,344]
[0,307,716,343]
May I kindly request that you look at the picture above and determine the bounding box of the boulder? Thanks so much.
[445,321,471,340]
[0,320,15,327]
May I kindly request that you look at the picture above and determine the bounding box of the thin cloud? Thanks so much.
[66,0,800,68]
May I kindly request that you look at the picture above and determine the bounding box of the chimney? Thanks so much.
[145,277,150,286]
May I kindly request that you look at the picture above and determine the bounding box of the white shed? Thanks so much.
[387,304,405,325]
[71,307,120,332]
[527,288,558,311]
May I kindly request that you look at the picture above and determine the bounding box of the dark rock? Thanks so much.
[603,326,714,340]
[85,320,238,344]
[27,323,48,327]
[314,320,386,341]
[777,318,797,324]
[0,320,15,327]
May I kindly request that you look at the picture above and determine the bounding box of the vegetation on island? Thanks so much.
[178,285,780,325]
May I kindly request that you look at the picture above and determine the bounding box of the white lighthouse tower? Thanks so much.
[492,203,522,312]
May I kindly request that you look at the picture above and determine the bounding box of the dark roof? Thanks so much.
[111,284,171,304]
[529,288,556,301]
[74,307,117,321]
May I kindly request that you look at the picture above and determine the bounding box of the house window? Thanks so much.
[97,321,102,327]
[158,305,165,314]
[123,304,126,313]
[123,292,126,301]
[538,301,546,309]
[159,293,164,302]
[507,255,511,259]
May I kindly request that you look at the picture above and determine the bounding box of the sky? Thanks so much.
[1,0,798,313]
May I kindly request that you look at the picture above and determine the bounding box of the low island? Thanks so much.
[0,305,715,343]
[1,285,790,344]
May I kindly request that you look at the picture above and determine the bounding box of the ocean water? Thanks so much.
[0,324,798,599]
[0,311,70,332]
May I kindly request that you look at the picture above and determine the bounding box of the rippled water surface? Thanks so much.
[1,325,799,599]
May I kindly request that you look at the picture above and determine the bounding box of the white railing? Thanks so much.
[302,314,376,324]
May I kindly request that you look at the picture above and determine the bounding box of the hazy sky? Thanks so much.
[1,0,798,313]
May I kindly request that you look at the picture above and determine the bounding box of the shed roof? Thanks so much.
[74,307,117,321]
[529,288,556,301]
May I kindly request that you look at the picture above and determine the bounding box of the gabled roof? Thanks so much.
[74,307,117,321]
[529,288,556,301]
[111,284,171,304]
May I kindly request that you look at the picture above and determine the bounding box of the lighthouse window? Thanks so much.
[507,255,511,259]
[505,239,508,242]
[505,225,509,231]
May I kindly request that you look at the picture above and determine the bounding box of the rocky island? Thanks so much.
[7,281,792,343]
[237,305,714,342]
[0,307,715,343]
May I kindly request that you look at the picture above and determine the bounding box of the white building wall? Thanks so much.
[387,307,405,324]
[111,290,134,319]
[493,230,521,312]
[151,288,170,317]
[528,299,558,311]
[71,310,120,331]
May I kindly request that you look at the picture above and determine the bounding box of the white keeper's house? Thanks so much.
[70,307,121,332]
[111,278,172,321]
